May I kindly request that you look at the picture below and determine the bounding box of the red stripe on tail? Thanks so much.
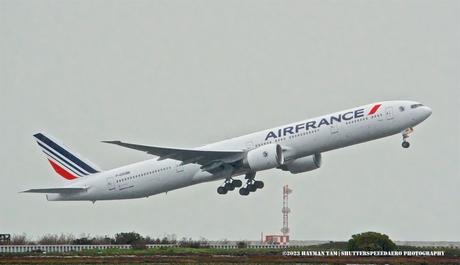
[368,104,382,115]
[47,159,78,180]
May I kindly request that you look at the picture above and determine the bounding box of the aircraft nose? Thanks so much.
[421,106,432,119]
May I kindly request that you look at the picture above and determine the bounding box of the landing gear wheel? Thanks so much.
[224,182,235,191]
[217,186,227,194]
[402,141,410,148]
[239,188,249,196]
[254,181,264,189]
[232,179,242,188]
[247,184,257,192]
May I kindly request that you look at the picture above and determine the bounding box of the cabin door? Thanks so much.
[330,125,339,135]
[176,162,184,173]
[106,176,115,191]
[246,141,255,150]
[385,107,394,120]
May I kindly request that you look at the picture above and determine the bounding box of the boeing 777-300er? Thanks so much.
[23,100,432,201]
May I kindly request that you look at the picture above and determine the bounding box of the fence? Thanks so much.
[0,243,293,253]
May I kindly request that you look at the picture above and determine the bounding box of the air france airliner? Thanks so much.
[24,100,432,201]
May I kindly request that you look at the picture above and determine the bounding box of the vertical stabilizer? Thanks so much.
[33,133,102,180]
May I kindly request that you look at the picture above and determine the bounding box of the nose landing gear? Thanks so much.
[402,127,414,149]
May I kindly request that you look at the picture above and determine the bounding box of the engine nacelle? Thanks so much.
[280,153,322,174]
[244,144,284,171]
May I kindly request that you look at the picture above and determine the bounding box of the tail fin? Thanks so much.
[33,133,102,180]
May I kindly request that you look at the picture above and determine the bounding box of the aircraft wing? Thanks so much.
[22,187,87,193]
[102,140,245,166]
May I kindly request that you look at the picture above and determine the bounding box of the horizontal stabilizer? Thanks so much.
[22,187,87,194]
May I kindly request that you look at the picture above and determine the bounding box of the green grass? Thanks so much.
[76,246,283,256]
[72,244,460,257]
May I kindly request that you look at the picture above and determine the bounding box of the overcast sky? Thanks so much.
[0,0,459,242]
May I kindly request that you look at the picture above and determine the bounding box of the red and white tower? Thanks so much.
[281,185,292,236]
[264,185,292,245]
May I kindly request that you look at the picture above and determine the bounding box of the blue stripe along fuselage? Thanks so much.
[265,108,365,140]
[37,141,88,176]
[34,133,99,174]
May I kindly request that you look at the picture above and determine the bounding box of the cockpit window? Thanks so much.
[411,104,423,109]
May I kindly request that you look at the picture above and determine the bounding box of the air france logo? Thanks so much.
[264,104,381,141]
[368,104,381,115]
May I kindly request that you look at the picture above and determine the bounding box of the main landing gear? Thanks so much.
[216,172,264,196]
[238,172,264,196]
[402,127,414,149]
[239,179,264,196]
[217,178,243,195]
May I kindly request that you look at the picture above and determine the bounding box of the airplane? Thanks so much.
[23,100,432,201]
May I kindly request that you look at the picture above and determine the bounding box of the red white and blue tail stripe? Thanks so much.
[34,133,102,180]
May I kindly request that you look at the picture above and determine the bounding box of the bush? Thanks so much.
[178,237,207,248]
[11,234,30,245]
[73,237,92,245]
[131,241,147,250]
[114,232,143,245]
[38,233,75,245]
[237,241,247,249]
[347,231,396,251]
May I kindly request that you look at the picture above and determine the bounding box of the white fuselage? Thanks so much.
[47,100,432,201]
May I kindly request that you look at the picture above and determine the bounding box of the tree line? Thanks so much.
[0,232,201,246]
[2,231,399,251]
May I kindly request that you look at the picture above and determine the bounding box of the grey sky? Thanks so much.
[0,0,459,241]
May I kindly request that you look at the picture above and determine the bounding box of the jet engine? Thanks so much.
[279,153,322,174]
[244,144,284,171]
